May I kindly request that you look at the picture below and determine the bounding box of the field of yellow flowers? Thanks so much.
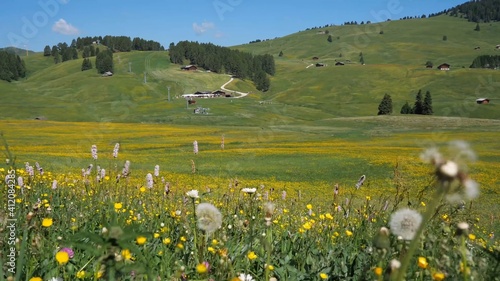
[1,120,499,280]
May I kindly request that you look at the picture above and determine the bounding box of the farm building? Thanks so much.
[182,90,229,99]
[476,98,490,104]
[181,65,198,71]
[437,63,450,70]
[316,63,325,67]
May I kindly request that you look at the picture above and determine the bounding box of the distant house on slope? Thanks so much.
[312,56,319,60]
[437,63,450,70]
[476,98,490,104]
[335,62,345,66]
[316,63,325,67]
[181,65,197,71]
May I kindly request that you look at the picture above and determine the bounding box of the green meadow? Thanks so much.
[0,14,500,281]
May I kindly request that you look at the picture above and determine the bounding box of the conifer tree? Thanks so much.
[413,90,424,114]
[400,101,412,114]
[422,90,433,115]
[377,94,393,115]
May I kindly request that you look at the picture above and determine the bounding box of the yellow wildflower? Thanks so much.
[162,238,171,245]
[306,204,313,210]
[42,218,53,227]
[136,236,147,245]
[469,234,476,240]
[374,267,383,276]
[76,271,86,279]
[345,230,353,236]
[114,202,123,210]
[320,273,328,279]
[418,257,428,269]
[247,251,257,260]
[433,272,445,281]
[29,278,42,281]
[55,251,69,265]
[121,249,132,260]
[196,263,208,274]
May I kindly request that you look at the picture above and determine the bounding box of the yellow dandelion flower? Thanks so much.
[418,257,428,269]
[136,236,147,245]
[320,273,328,279]
[325,213,333,220]
[29,278,43,281]
[247,251,257,260]
[16,198,22,203]
[42,218,53,227]
[176,243,184,249]
[469,234,476,240]
[208,246,216,253]
[345,230,353,236]
[55,251,69,265]
[306,204,313,210]
[139,186,146,192]
[163,238,171,245]
[303,222,312,230]
[267,264,274,271]
[153,233,160,239]
[432,272,445,281]
[374,267,383,276]
[121,249,132,260]
[76,271,86,279]
[180,236,187,242]
[96,270,104,279]
[114,202,123,210]
[196,263,208,274]
[212,239,218,245]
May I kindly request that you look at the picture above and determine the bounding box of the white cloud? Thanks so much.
[52,18,79,35]
[192,21,215,35]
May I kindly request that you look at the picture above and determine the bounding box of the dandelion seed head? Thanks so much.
[196,203,222,234]
[389,208,422,240]
[186,189,199,198]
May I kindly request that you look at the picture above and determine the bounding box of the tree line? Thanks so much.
[377,90,433,115]
[0,51,26,82]
[447,0,500,22]
[470,55,500,69]
[168,41,275,92]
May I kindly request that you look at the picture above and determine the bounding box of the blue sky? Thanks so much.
[1,0,467,52]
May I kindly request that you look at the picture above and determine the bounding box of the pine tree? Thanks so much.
[422,90,433,115]
[400,101,412,114]
[81,58,92,71]
[474,23,480,31]
[377,94,393,115]
[413,90,424,114]
[278,50,283,57]
[327,35,333,43]
[43,45,51,56]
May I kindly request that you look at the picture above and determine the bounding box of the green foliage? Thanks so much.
[278,50,283,57]
[413,90,424,115]
[425,60,433,67]
[95,50,113,74]
[448,0,500,22]
[0,51,26,82]
[422,90,433,115]
[169,41,275,91]
[377,93,393,115]
[43,45,51,57]
[475,22,481,31]
[327,35,333,43]
[400,101,412,114]
[443,35,448,41]
[81,58,93,71]
[470,55,500,68]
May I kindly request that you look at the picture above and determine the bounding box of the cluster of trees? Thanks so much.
[95,50,113,74]
[447,0,500,22]
[100,36,164,52]
[470,55,500,69]
[168,41,275,91]
[400,90,433,115]
[0,51,26,82]
[43,43,79,64]
[377,90,433,115]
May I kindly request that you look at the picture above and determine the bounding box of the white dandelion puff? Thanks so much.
[196,203,222,234]
[389,208,422,240]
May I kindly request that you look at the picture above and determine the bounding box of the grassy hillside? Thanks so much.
[1,15,499,124]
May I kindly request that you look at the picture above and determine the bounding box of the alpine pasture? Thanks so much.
[1,14,500,281]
